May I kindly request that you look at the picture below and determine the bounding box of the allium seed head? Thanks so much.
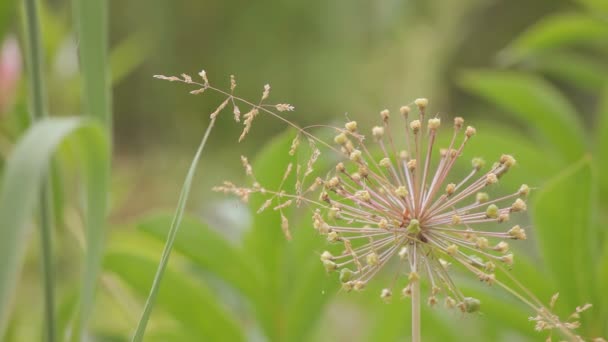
[213,95,531,313]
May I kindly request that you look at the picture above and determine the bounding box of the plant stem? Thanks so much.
[411,280,421,342]
[131,116,218,342]
[23,0,55,341]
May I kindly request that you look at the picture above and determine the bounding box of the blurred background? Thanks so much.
[1,0,607,341]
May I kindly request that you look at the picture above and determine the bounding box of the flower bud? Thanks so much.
[415,98,428,109]
[428,118,441,130]
[511,198,527,212]
[380,109,390,121]
[486,204,499,219]
[334,132,348,145]
[465,126,476,138]
[380,288,392,301]
[460,297,481,313]
[345,121,358,132]
[454,117,464,129]
[372,126,384,138]
[349,150,362,162]
[476,192,489,203]
[366,252,379,266]
[395,186,409,197]
[410,120,421,133]
[340,268,354,283]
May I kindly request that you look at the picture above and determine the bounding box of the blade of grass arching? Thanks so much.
[131,116,218,342]
[72,0,111,129]
[22,0,55,340]
[71,0,112,340]
[0,118,109,338]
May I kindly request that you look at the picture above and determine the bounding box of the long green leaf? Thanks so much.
[0,118,109,337]
[0,0,17,39]
[72,0,111,129]
[137,213,261,299]
[533,158,596,310]
[284,233,337,342]
[22,0,55,340]
[597,86,608,205]
[501,13,608,63]
[576,0,608,13]
[458,70,586,163]
[243,130,297,341]
[535,52,608,91]
[105,252,244,342]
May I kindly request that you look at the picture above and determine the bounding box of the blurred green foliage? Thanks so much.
[0,0,607,341]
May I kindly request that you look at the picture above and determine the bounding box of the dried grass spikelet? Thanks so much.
[156,71,601,341]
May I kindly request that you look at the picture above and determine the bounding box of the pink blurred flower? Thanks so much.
[0,35,22,114]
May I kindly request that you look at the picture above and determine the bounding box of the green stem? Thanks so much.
[23,0,55,341]
[411,280,421,342]
[131,116,218,342]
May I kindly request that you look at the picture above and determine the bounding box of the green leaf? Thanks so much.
[598,244,608,336]
[533,158,596,309]
[0,118,109,336]
[575,0,608,14]
[73,0,112,129]
[137,213,261,299]
[534,52,608,91]
[458,70,586,163]
[282,143,340,342]
[597,86,608,205]
[501,13,608,63]
[0,0,17,39]
[243,129,296,341]
[105,251,244,342]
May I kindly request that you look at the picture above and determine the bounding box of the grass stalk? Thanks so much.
[131,116,218,342]
[22,0,55,341]
[70,0,111,339]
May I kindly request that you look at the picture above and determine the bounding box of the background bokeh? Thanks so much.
[1,0,607,341]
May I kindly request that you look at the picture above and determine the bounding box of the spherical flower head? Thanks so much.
[215,96,532,313]
[303,100,531,312]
